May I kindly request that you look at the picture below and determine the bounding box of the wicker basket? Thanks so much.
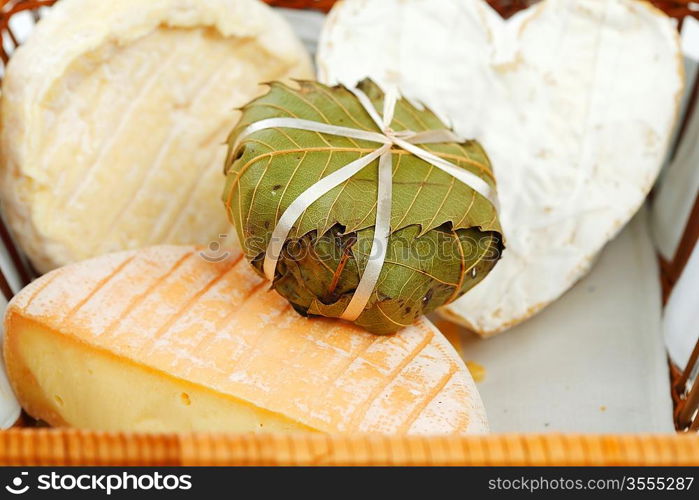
[0,0,698,466]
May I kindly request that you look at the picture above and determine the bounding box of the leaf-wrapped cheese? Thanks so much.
[223,80,503,334]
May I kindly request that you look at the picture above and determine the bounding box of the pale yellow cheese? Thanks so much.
[0,0,313,273]
[11,320,311,433]
[4,245,488,435]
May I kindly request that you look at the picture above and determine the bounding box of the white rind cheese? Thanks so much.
[0,0,313,273]
[318,0,683,336]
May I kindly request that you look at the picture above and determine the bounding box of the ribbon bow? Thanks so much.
[230,85,497,321]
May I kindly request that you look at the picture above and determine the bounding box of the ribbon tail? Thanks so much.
[381,88,398,129]
[347,87,385,129]
[263,144,391,281]
[394,138,498,210]
[340,149,393,321]
[230,117,389,165]
[407,129,464,144]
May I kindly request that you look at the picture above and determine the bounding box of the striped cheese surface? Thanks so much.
[5,246,488,435]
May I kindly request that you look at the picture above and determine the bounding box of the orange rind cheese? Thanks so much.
[4,246,488,435]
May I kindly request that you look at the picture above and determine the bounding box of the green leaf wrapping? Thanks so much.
[223,80,503,334]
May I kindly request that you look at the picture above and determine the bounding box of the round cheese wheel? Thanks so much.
[0,0,313,273]
[5,245,488,435]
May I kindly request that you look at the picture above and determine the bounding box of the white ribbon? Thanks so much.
[230,86,497,322]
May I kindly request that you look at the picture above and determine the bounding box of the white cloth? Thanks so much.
[452,208,673,432]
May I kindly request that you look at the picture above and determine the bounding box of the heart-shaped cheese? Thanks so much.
[317,0,683,336]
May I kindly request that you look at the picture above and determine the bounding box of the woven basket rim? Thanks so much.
[1,429,698,466]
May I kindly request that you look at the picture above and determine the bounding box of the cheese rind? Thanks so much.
[4,245,488,435]
[318,0,683,336]
[0,0,313,273]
